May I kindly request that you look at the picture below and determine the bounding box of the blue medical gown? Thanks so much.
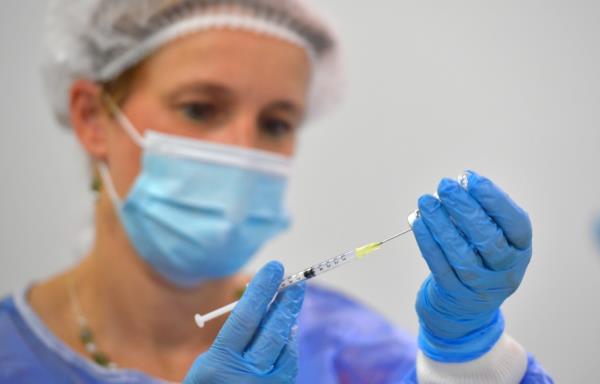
[0,285,552,383]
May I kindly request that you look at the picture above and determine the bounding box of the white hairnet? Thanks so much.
[43,0,341,127]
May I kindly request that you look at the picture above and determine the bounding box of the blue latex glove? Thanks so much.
[184,261,305,383]
[411,171,532,362]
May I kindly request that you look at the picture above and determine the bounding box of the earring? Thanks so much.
[91,175,102,193]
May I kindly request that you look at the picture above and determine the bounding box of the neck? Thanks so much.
[69,192,247,376]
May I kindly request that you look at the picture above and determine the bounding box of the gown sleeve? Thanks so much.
[296,286,554,384]
[297,285,417,384]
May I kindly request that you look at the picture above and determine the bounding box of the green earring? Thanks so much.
[91,176,102,193]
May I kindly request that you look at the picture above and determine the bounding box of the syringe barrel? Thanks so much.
[195,229,411,328]
[279,250,357,289]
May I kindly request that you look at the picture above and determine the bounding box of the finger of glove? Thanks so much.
[271,330,300,382]
[244,282,305,371]
[463,171,532,251]
[410,212,462,291]
[438,178,511,270]
[215,261,284,353]
[418,194,485,285]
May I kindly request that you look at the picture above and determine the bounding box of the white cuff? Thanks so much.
[416,333,528,384]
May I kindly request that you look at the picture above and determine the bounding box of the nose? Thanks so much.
[216,113,259,149]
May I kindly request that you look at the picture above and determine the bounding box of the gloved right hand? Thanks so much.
[184,261,305,384]
[411,171,532,362]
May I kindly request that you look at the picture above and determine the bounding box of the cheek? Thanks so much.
[282,135,298,156]
[106,130,144,198]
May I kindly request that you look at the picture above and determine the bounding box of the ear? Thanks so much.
[69,80,113,161]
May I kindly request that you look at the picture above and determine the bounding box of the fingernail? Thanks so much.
[418,195,439,212]
[438,178,460,195]
[263,261,284,283]
[408,209,420,228]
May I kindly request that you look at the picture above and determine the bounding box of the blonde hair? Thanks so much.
[100,64,141,115]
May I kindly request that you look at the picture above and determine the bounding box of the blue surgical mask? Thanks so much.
[99,110,291,287]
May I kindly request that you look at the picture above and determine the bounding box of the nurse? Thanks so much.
[0,1,553,383]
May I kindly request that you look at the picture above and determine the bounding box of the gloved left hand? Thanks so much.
[184,261,305,383]
[411,171,532,362]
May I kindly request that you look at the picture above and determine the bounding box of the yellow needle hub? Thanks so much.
[355,242,382,258]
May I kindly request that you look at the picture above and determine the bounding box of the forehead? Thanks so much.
[135,29,312,99]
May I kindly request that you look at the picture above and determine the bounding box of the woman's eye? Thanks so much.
[260,117,293,139]
[180,102,218,123]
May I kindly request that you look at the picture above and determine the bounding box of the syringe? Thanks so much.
[194,228,412,328]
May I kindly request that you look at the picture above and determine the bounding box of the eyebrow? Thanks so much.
[168,81,233,99]
[266,100,303,116]
[168,81,304,115]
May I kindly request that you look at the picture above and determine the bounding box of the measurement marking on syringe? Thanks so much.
[195,228,412,328]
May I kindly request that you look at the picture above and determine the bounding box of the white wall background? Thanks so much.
[1,1,599,381]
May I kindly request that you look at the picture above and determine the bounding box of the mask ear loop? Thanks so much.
[102,94,145,147]
[97,163,123,209]
[97,94,146,209]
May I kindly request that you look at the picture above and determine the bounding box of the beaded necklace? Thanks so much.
[67,277,247,369]
[67,278,116,369]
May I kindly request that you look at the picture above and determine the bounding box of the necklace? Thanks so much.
[66,274,247,371]
[67,277,117,369]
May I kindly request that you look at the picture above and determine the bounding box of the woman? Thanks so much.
[0,1,553,383]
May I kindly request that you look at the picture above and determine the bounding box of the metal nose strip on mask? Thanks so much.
[144,132,292,177]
